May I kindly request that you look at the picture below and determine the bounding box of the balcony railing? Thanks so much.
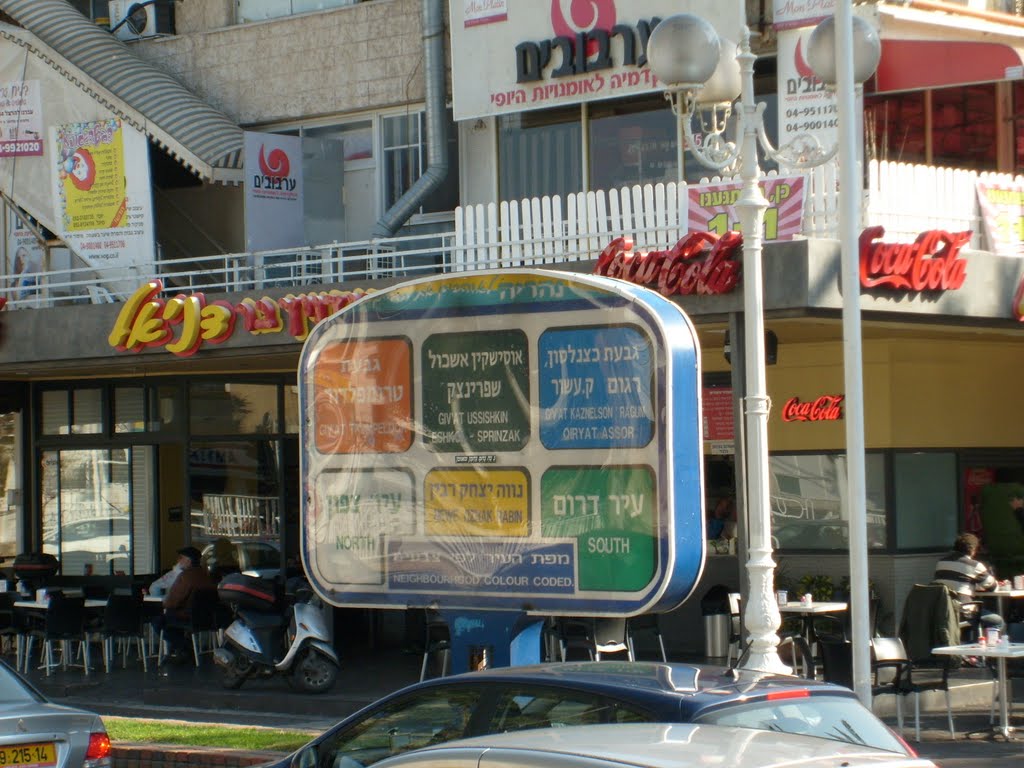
[0,160,1008,312]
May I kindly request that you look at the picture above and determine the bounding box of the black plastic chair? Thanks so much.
[870,636,910,736]
[555,617,631,662]
[25,594,91,676]
[159,588,220,667]
[626,613,667,662]
[0,591,17,655]
[725,593,742,665]
[778,633,816,679]
[817,636,853,689]
[420,609,450,681]
[100,593,148,672]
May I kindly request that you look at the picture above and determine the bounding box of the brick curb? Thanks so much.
[112,743,288,768]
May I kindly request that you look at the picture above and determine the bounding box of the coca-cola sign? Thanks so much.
[860,225,971,291]
[781,395,844,423]
[593,231,741,296]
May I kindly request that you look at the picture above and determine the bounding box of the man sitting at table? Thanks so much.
[154,546,216,665]
[932,532,1005,636]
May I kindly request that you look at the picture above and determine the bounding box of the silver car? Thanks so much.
[0,659,111,768]
[334,723,937,768]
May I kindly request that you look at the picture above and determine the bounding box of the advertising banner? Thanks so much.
[51,119,156,274]
[244,131,304,252]
[448,0,744,120]
[687,176,805,241]
[773,0,835,31]
[299,270,705,615]
[976,181,1024,258]
[6,213,44,300]
[0,79,43,157]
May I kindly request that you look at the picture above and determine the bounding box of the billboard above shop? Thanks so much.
[448,0,743,120]
[298,270,705,615]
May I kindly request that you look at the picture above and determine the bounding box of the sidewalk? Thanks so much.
[20,650,1024,765]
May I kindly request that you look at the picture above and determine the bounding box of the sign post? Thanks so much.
[298,270,706,670]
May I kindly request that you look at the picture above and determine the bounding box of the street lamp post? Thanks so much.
[647,12,879,674]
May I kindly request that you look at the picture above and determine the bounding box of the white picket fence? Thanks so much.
[453,160,1014,271]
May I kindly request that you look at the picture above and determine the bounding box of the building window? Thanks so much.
[499,106,583,202]
[770,452,887,551]
[189,382,279,436]
[237,0,362,24]
[893,451,958,550]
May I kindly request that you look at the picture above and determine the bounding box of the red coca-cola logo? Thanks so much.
[860,226,971,291]
[594,231,742,296]
[781,395,844,423]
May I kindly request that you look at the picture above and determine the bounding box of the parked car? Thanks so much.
[0,657,111,767]
[262,661,913,768]
[340,723,937,768]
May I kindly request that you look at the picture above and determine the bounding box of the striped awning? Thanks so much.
[0,0,243,182]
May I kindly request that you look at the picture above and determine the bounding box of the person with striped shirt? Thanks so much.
[933,532,1005,634]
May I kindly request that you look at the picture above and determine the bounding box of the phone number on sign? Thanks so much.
[784,118,839,134]
[0,140,42,155]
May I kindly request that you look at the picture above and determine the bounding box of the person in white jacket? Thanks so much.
[148,559,184,595]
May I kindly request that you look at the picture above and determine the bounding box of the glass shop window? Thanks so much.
[188,440,282,546]
[893,451,957,550]
[588,97,680,191]
[40,388,102,436]
[770,452,887,551]
[190,383,279,435]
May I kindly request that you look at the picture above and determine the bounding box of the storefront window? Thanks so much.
[114,387,145,433]
[894,451,957,550]
[40,447,155,576]
[770,453,887,551]
[0,412,18,562]
[188,440,282,561]
[190,382,279,435]
[588,98,679,191]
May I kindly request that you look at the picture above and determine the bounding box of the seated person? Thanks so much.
[933,532,1004,635]
[152,546,216,664]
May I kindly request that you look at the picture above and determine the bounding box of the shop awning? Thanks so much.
[874,3,1024,93]
[0,0,243,183]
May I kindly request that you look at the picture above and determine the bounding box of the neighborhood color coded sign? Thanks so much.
[298,270,705,615]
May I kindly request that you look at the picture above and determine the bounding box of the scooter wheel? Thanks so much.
[221,655,251,690]
[292,648,338,693]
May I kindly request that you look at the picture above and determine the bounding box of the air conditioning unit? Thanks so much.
[108,1,175,41]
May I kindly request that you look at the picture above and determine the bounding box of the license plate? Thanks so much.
[0,742,56,768]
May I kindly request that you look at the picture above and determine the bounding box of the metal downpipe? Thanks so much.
[372,0,447,239]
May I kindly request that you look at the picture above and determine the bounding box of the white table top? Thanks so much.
[978,588,1024,598]
[932,642,1024,659]
[14,598,107,609]
[778,601,848,614]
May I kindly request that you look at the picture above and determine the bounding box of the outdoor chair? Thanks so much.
[870,636,910,737]
[420,608,450,681]
[778,633,815,679]
[159,588,221,667]
[555,617,632,662]
[99,593,148,672]
[816,635,853,689]
[725,592,743,666]
[24,593,91,676]
[626,612,667,662]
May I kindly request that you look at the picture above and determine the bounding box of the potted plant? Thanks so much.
[795,574,834,602]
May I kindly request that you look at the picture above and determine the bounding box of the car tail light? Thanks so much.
[84,731,112,768]
[888,727,917,757]
[764,689,810,701]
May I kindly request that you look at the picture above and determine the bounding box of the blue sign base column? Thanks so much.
[438,610,546,672]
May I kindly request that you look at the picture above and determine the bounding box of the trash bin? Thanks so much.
[701,585,732,658]
[704,613,730,658]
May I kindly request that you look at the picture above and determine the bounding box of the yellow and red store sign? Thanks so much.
[108,280,370,357]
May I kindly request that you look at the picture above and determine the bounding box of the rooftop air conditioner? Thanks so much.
[108,1,175,41]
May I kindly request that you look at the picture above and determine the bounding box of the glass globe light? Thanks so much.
[647,14,721,89]
[696,38,742,105]
[806,15,882,86]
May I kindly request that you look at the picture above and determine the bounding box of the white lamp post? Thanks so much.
[647,12,880,674]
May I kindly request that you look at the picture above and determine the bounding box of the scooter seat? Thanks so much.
[238,608,286,629]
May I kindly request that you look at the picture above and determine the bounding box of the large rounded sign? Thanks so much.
[298,270,705,615]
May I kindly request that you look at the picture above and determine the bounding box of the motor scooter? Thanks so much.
[213,574,339,693]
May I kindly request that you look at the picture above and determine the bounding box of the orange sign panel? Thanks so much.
[313,338,413,454]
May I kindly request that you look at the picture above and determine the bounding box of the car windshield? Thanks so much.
[692,694,906,754]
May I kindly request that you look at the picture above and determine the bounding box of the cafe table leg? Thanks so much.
[998,655,1011,739]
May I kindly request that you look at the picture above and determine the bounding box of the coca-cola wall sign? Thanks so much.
[860,226,971,292]
[781,395,844,423]
[593,232,741,296]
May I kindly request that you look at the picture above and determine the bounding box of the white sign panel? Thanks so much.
[465,0,507,27]
[50,119,156,279]
[448,0,744,121]
[244,131,304,252]
[773,0,835,31]
[6,213,44,300]
[0,79,43,157]
[775,27,839,161]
